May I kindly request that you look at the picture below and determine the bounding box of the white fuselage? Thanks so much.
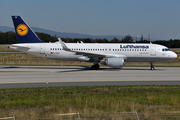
[10,42,177,63]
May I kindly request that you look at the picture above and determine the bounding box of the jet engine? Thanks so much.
[105,57,124,68]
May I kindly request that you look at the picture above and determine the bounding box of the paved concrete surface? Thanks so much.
[0,66,180,88]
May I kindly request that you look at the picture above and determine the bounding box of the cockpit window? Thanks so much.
[162,48,170,51]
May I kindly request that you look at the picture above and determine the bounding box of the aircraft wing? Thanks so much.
[58,38,127,61]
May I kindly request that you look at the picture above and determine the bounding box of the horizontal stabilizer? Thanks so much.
[9,45,30,51]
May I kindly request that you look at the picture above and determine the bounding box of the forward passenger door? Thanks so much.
[150,45,156,56]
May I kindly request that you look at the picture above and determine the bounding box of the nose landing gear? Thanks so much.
[150,62,155,70]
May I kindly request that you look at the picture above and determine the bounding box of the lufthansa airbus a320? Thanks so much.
[9,16,177,70]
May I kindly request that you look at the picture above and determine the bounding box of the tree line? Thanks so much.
[0,31,180,48]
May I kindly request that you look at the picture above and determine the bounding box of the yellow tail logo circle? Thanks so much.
[16,24,28,36]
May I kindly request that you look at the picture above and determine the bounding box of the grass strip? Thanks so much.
[0,85,180,119]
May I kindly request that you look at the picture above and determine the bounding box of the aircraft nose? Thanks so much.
[171,52,177,59]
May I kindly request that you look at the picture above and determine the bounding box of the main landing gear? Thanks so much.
[150,62,155,70]
[91,63,99,70]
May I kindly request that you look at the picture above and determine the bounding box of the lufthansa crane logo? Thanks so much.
[16,24,28,36]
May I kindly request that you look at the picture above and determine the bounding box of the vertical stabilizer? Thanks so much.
[12,16,44,43]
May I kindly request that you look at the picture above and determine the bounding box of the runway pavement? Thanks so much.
[0,66,180,88]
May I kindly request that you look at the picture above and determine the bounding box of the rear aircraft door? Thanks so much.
[150,45,156,56]
[40,44,45,54]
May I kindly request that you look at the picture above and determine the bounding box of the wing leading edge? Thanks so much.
[58,38,127,62]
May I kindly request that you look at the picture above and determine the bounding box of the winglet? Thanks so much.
[58,38,71,51]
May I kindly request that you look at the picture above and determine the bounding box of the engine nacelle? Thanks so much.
[105,58,124,68]
[78,56,92,62]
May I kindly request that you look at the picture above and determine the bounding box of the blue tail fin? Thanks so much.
[12,16,44,43]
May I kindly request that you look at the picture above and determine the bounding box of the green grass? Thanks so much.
[0,86,180,119]
[0,46,17,51]
[170,48,180,53]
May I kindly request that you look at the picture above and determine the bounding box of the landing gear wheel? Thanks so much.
[150,67,155,70]
[96,64,99,69]
[91,65,96,70]
[91,64,99,70]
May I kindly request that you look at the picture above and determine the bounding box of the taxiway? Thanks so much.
[0,66,180,88]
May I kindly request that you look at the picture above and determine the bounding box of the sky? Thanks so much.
[0,0,180,40]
